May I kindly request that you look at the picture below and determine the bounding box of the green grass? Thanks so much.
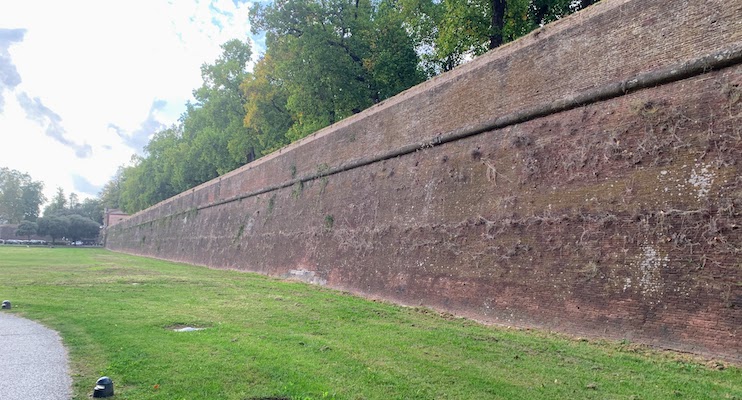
[0,247,739,400]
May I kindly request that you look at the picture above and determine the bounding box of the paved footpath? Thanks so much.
[0,312,72,400]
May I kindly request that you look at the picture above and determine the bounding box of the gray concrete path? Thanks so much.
[0,312,72,400]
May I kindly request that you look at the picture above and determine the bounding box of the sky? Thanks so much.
[0,0,264,205]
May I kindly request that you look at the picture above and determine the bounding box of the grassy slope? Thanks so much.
[0,247,739,399]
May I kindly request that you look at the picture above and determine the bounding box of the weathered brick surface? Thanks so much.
[107,0,742,362]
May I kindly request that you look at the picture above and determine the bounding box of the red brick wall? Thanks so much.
[107,0,742,362]
[0,225,49,241]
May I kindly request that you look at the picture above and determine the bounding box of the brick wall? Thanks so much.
[106,0,742,362]
[0,225,49,241]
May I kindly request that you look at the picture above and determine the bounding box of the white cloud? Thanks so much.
[0,0,259,204]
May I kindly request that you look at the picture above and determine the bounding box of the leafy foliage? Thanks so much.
[15,220,38,240]
[118,40,256,213]
[240,53,292,156]
[399,0,599,73]
[98,167,124,210]
[37,215,69,243]
[65,214,101,242]
[0,167,46,223]
[37,214,100,243]
[44,187,68,217]
[44,187,104,224]
[38,187,104,243]
[250,0,424,141]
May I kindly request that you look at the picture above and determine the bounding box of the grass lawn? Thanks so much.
[0,246,739,399]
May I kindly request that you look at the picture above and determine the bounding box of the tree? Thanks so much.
[66,214,100,243]
[44,187,67,217]
[114,40,258,213]
[40,187,103,224]
[399,0,599,72]
[251,0,424,141]
[186,39,256,173]
[74,198,104,225]
[35,185,105,234]
[68,192,80,210]
[240,54,293,156]
[37,215,68,244]
[15,220,38,240]
[20,179,45,222]
[0,167,46,223]
[117,129,182,213]
[99,167,124,210]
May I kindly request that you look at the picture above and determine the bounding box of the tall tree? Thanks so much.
[240,53,293,156]
[68,192,80,210]
[41,186,104,224]
[186,39,256,172]
[66,214,100,242]
[115,40,257,213]
[37,215,68,244]
[118,138,181,214]
[44,187,67,217]
[251,0,424,141]
[399,0,598,72]
[99,167,124,210]
[74,198,104,225]
[20,179,45,222]
[0,167,46,223]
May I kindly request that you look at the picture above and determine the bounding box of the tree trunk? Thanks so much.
[489,0,506,49]
[246,147,256,163]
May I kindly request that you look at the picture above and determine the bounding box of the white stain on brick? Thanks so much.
[286,269,327,286]
[635,245,668,300]
[688,164,714,199]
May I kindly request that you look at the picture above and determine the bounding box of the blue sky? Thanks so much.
[0,0,264,203]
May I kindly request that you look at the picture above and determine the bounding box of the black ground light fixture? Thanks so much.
[93,376,114,397]
[1,300,10,309]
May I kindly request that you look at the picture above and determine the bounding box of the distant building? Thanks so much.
[101,208,129,247]
[104,208,129,227]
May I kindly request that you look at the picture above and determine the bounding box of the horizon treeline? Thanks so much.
[1,168,104,243]
[102,0,598,214]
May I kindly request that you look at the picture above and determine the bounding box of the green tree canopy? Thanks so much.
[186,39,256,173]
[66,214,100,242]
[75,198,104,225]
[43,187,104,225]
[399,0,599,72]
[117,40,257,213]
[0,167,46,223]
[15,220,38,240]
[37,215,68,244]
[240,53,292,156]
[251,0,424,141]
[37,214,100,244]
[99,167,124,210]
[44,187,68,217]
[118,138,180,214]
